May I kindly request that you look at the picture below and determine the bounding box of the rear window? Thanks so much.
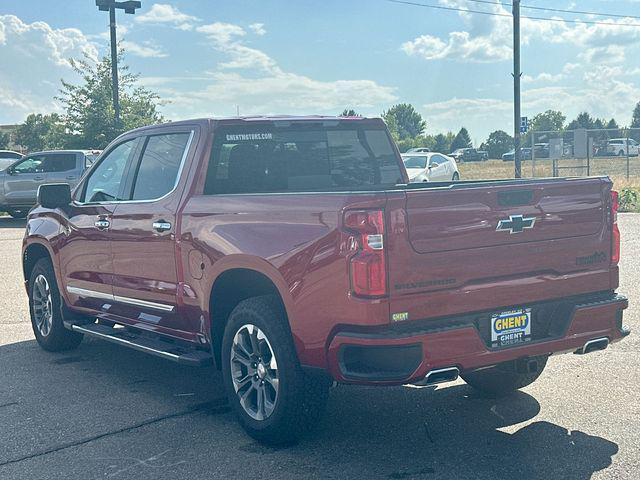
[204,125,402,194]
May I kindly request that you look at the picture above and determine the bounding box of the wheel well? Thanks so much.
[209,268,284,368]
[23,244,51,282]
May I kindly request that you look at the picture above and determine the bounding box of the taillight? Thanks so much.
[611,190,620,265]
[344,210,387,297]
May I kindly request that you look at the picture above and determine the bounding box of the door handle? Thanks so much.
[95,219,110,230]
[66,176,76,180]
[152,221,172,232]
[34,176,44,181]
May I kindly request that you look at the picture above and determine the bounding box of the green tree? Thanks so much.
[0,131,10,150]
[450,127,472,151]
[567,112,595,130]
[632,102,640,128]
[58,50,164,149]
[485,130,514,159]
[382,103,426,140]
[15,113,66,152]
[340,109,361,117]
[530,110,565,132]
[630,103,640,140]
[432,132,455,154]
[396,134,435,153]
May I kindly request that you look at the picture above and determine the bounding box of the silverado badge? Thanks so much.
[496,214,536,234]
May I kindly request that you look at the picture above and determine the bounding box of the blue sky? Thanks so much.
[1,0,640,143]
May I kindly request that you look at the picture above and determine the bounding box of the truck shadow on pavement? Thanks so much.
[319,384,619,480]
[0,337,619,480]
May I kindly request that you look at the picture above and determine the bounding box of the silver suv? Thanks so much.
[0,150,100,218]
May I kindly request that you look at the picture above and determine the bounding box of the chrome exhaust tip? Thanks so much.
[413,366,460,386]
[574,337,609,355]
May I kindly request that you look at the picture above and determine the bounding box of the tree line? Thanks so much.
[343,103,640,159]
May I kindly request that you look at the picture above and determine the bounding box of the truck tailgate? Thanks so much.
[386,178,616,320]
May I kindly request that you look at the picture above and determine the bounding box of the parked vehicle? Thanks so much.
[23,116,628,445]
[534,143,550,159]
[405,147,430,153]
[451,147,485,162]
[502,148,532,161]
[606,138,640,157]
[477,150,489,160]
[0,150,98,218]
[0,150,23,172]
[402,152,459,182]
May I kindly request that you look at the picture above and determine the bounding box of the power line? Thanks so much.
[464,0,640,21]
[387,0,640,28]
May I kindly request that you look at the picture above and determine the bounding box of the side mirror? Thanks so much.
[6,167,14,175]
[38,183,71,209]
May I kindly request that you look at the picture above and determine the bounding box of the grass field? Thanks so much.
[459,157,640,185]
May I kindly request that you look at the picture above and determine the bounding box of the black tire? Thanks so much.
[221,295,330,445]
[7,209,27,219]
[619,150,625,157]
[28,258,83,352]
[452,172,460,181]
[461,355,548,397]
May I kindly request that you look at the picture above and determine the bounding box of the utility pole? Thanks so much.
[96,1,142,128]
[512,0,522,178]
[109,6,120,127]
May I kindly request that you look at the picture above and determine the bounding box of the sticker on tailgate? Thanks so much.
[491,308,531,347]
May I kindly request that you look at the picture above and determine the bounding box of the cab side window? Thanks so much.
[81,139,137,203]
[12,156,45,174]
[43,154,77,172]
[130,132,191,201]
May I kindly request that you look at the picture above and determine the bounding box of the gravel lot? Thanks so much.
[0,214,638,480]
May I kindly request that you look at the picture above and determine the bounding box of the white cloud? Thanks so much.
[196,22,245,44]
[154,21,397,118]
[197,22,277,73]
[121,40,167,58]
[0,15,98,122]
[402,31,511,63]
[135,4,199,30]
[402,0,640,64]
[249,23,266,36]
[579,45,626,65]
[522,72,564,84]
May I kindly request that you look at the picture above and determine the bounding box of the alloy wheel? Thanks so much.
[230,324,279,421]
[32,274,53,337]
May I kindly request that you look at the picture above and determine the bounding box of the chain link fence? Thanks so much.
[528,128,640,180]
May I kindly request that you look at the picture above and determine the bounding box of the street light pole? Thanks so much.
[513,0,522,178]
[96,1,142,129]
[109,5,120,127]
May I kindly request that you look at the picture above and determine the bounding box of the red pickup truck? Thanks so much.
[23,116,629,444]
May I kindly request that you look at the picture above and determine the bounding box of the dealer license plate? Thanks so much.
[491,308,532,347]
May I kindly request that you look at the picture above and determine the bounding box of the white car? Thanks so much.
[405,147,430,153]
[402,152,460,182]
[0,150,22,172]
[607,138,639,156]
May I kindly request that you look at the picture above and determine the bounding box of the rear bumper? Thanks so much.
[326,292,629,385]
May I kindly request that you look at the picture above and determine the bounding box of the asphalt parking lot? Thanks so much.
[0,215,638,480]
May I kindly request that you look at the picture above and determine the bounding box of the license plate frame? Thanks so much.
[490,308,532,348]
